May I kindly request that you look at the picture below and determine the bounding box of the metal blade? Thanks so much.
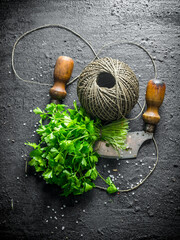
[94,131,153,159]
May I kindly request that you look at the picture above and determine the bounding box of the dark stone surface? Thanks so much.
[0,0,180,239]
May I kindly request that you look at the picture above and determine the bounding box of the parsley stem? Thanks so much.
[95,185,107,191]
[97,171,106,183]
[72,135,89,142]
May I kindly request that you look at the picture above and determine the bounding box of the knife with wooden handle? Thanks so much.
[94,79,166,159]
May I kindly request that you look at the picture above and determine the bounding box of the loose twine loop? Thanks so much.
[11,24,159,193]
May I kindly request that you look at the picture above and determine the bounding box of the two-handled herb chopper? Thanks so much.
[49,56,166,160]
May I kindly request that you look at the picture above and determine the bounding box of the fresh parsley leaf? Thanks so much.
[33,107,43,115]
[84,182,93,192]
[25,142,38,149]
[43,169,53,180]
[107,184,118,194]
[105,176,113,185]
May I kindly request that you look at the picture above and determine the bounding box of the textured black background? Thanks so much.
[0,0,180,239]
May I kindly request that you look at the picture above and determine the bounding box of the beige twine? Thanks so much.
[77,57,139,121]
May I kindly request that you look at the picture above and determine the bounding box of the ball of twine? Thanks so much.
[77,57,139,121]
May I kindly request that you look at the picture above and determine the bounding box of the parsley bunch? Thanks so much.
[26,101,128,196]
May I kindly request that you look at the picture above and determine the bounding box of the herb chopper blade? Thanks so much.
[49,57,165,160]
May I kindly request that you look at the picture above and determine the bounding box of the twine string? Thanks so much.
[12,24,98,86]
[11,24,159,193]
[77,57,139,121]
[97,40,157,79]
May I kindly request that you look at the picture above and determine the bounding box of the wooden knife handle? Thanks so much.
[143,79,166,133]
[49,56,74,100]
